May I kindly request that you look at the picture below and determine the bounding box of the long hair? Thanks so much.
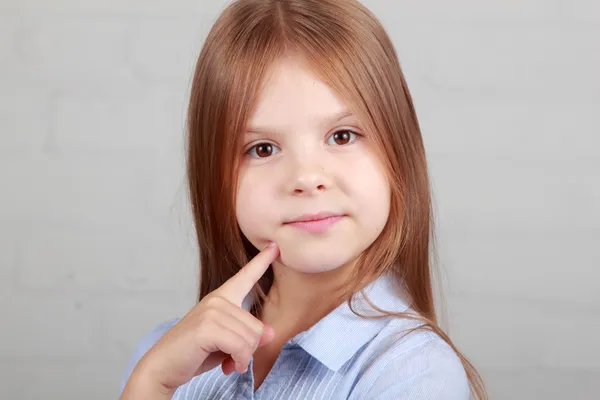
[186,0,486,398]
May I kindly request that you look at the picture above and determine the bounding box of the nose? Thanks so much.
[286,154,333,196]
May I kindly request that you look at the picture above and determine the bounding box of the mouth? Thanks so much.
[283,212,345,233]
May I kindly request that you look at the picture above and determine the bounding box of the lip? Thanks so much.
[284,212,345,233]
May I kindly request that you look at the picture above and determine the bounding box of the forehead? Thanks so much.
[247,57,352,132]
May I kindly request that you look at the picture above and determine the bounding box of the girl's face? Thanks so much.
[236,56,390,274]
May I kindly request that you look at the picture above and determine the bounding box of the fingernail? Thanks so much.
[267,241,277,248]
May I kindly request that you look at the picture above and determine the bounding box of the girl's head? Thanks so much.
[188,0,430,309]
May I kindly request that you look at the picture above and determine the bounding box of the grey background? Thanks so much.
[1,0,599,399]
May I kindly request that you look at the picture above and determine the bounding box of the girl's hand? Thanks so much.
[120,243,279,399]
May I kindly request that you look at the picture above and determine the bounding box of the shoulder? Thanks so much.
[352,322,470,400]
[119,318,180,395]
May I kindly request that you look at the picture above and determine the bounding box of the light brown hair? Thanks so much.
[186,0,486,398]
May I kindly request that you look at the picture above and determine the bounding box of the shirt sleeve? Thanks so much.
[118,318,180,396]
[352,335,471,400]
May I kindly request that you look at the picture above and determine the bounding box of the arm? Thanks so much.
[120,365,176,400]
[118,319,179,399]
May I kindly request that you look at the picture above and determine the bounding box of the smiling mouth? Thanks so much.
[284,212,345,233]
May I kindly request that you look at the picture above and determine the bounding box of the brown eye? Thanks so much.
[256,143,272,157]
[247,142,280,158]
[327,130,359,146]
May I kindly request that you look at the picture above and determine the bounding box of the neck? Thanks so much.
[258,261,354,341]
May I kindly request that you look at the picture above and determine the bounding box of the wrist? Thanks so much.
[121,364,176,400]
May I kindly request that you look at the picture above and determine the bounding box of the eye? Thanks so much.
[246,142,281,158]
[327,129,360,146]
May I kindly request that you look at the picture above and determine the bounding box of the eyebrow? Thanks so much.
[246,109,356,134]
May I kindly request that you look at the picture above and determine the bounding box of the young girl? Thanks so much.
[120,0,487,399]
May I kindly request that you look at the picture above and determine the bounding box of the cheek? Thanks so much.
[348,153,391,229]
[347,150,390,202]
[235,168,275,243]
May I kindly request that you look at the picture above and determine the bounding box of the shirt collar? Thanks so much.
[244,272,411,372]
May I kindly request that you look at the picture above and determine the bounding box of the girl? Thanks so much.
[120,0,487,399]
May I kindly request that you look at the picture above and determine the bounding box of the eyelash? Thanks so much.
[245,129,362,159]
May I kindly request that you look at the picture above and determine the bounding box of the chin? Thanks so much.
[277,242,357,274]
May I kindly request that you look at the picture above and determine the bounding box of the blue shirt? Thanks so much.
[120,274,469,399]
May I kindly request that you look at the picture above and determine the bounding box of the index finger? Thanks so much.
[218,242,279,304]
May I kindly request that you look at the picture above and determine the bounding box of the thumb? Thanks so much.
[196,351,229,376]
[221,324,276,375]
[258,324,275,347]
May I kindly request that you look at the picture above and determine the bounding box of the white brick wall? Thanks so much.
[0,1,598,399]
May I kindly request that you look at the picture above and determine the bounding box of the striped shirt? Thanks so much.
[120,273,469,399]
